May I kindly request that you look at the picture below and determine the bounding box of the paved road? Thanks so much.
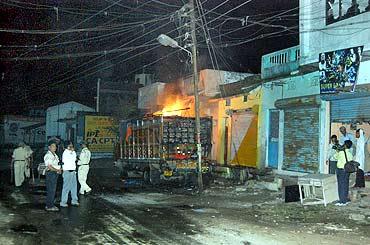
[1,163,370,245]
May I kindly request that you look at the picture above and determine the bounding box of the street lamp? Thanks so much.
[157,34,193,63]
[157,33,203,192]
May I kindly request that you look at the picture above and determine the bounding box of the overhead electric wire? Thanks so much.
[2,0,169,18]
[17,18,177,98]
[0,23,156,35]
[7,0,169,72]
[31,0,171,57]
[1,43,159,61]
[196,0,223,77]
[16,0,235,92]
[55,0,245,82]
[14,0,125,60]
[0,16,169,50]
[47,0,332,87]
[19,0,254,98]
[195,0,217,72]
[104,0,174,16]
[5,0,352,107]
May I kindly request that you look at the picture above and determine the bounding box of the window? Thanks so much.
[243,95,248,102]
[225,99,231,106]
[326,0,369,25]
[295,49,300,61]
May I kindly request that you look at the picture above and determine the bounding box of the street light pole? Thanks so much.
[156,1,203,191]
[189,0,203,192]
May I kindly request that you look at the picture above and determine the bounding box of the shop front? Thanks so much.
[275,95,323,173]
[323,92,370,172]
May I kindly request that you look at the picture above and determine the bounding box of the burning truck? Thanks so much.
[115,115,212,185]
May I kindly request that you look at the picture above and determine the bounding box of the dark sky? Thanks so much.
[0,0,298,115]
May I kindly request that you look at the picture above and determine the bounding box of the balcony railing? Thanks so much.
[261,45,300,80]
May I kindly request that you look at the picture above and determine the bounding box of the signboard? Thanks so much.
[84,116,117,153]
[319,46,363,94]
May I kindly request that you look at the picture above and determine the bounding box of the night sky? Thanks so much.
[0,0,298,115]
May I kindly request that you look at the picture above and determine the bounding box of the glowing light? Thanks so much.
[154,95,194,117]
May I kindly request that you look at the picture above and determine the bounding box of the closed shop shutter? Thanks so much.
[330,96,370,122]
[283,107,320,173]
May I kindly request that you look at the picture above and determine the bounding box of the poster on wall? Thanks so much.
[319,46,363,94]
[84,116,118,153]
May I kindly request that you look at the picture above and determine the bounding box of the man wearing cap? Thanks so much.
[77,141,92,195]
[12,142,28,188]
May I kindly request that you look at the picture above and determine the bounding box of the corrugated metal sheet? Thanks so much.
[283,107,320,173]
[330,96,370,122]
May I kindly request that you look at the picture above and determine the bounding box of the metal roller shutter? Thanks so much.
[283,107,320,173]
[330,96,370,122]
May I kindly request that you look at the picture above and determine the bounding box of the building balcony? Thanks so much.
[261,45,300,80]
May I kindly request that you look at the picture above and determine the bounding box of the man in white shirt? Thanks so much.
[77,141,92,195]
[339,126,355,153]
[12,142,28,188]
[44,142,62,211]
[326,135,338,174]
[60,141,79,207]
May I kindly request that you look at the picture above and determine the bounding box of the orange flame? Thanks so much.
[154,95,194,117]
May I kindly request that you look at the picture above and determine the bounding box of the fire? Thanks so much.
[154,95,194,117]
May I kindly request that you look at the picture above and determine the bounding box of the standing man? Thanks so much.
[354,129,366,188]
[334,140,353,206]
[44,142,62,211]
[12,142,28,189]
[326,135,338,174]
[24,144,33,179]
[339,126,355,153]
[60,141,79,207]
[77,141,92,195]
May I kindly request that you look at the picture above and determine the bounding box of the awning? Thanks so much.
[20,122,45,130]
[219,74,262,98]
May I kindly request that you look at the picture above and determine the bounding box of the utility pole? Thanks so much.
[189,0,203,192]
[96,78,101,113]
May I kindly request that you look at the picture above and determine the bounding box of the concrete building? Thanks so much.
[0,115,45,146]
[258,0,370,175]
[138,69,262,168]
[46,101,95,142]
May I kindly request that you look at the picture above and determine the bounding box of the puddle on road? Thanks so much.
[10,224,38,234]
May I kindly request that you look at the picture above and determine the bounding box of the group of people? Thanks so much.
[44,140,92,211]
[11,142,33,189]
[327,0,370,24]
[327,126,368,206]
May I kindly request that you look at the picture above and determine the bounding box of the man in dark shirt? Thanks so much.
[346,0,360,17]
